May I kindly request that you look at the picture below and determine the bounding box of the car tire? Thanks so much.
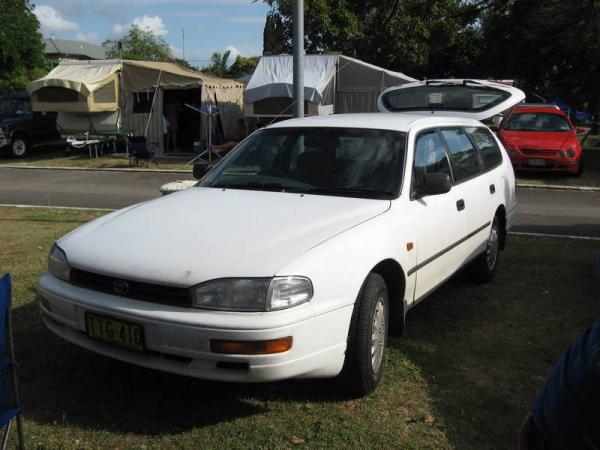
[10,135,30,158]
[468,216,501,283]
[341,272,389,396]
[571,162,583,177]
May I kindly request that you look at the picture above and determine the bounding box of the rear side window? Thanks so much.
[440,128,482,182]
[413,130,452,192]
[465,127,503,169]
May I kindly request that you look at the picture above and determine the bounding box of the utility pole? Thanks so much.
[293,0,304,118]
[182,28,186,62]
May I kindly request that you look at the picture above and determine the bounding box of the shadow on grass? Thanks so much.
[390,238,600,449]
[13,298,348,436]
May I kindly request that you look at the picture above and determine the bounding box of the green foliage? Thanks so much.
[0,0,47,93]
[226,55,261,78]
[103,26,173,61]
[202,50,232,77]
[203,53,260,79]
[259,0,483,78]
[482,0,600,118]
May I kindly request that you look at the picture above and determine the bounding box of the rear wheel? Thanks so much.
[468,215,501,283]
[341,272,389,396]
[10,135,30,158]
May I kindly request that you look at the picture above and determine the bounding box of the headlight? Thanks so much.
[48,244,71,281]
[191,276,313,311]
[566,148,576,158]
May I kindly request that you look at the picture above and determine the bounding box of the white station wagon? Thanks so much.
[37,80,523,395]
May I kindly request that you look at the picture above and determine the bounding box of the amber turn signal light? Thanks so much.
[210,336,293,355]
[37,294,51,312]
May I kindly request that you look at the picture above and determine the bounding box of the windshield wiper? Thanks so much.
[306,186,395,197]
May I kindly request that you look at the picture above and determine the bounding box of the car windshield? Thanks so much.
[200,127,406,199]
[0,98,31,115]
[505,112,571,132]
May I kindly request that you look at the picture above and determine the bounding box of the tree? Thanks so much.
[259,0,484,78]
[0,0,47,92]
[202,50,232,77]
[103,26,173,61]
[226,55,260,78]
[481,0,600,121]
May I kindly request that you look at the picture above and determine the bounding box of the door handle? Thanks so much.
[489,184,496,194]
[456,199,465,211]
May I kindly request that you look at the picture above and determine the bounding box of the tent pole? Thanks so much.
[144,70,162,138]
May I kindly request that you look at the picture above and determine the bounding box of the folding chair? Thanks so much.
[0,274,24,450]
[127,136,158,167]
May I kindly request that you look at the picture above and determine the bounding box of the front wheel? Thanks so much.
[341,272,389,396]
[10,135,30,158]
[468,215,501,282]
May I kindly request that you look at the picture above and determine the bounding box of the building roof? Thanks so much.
[44,38,106,60]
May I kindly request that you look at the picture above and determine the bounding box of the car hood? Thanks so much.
[501,131,574,150]
[59,187,390,286]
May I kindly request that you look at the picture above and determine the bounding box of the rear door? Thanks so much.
[438,127,497,262]
[378,79,525,121]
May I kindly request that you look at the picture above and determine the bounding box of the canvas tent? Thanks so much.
[244,54,416,119]
[27,59,245,152]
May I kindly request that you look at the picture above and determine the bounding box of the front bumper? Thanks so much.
[510,155,580,173]
[0,129,7,148]
[37,273,351,382]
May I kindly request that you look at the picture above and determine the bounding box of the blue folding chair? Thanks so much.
[0,274,24,450]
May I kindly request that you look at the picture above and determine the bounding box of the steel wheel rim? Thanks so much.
[371,296,386,373]
[486,223,499,271]
[13,140,26,156]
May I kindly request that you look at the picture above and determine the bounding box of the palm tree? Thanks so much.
[205,50,231,77]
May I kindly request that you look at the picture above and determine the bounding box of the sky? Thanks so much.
[32,0,271,67]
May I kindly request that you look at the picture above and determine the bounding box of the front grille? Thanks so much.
[70,268,192,308]
[521,148,559,156]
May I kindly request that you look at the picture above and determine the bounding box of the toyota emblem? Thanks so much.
[113,279,130,295]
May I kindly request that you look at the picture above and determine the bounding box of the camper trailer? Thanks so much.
[27,60,245,153]
[244,54,416,124]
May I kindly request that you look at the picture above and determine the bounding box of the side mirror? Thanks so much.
[488,124,500,132]
[415,173,452,197]
[575,127,586,134]
[193,162,210,179]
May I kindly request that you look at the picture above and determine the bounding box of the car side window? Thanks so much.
[412,130,452,193]
[440,128,483,182]
[465,127,503,170]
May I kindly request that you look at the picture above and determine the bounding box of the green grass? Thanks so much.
[1,206,599,449]
[0,150,192,171]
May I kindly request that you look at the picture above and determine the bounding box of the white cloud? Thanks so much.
[112,15,168,38]
[224,45,240,66]
[226,16,266,24]
[75,31,99,43]
[132,15,168,36]
[34,4,80,34]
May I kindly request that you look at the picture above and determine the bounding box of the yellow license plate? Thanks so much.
[85,312,145,352]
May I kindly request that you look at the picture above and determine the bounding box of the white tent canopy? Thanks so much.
[246,55,338,104]
[244,54,416,117]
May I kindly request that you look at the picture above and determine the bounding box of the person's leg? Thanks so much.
[213,141,236,155]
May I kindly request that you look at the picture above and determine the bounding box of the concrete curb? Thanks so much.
[516,183,600,192]
[0,165,192,174]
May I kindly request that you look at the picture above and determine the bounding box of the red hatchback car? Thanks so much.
[498,105,583,175]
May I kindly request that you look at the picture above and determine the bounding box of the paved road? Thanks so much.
[0,168,194,210]
[0,168,599,237]
[510,187,600,238]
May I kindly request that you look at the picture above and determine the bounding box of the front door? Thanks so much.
[410,129,468,301]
